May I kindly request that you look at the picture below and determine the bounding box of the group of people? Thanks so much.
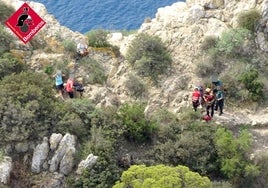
[53,70,84,100]
[53,37,89,100]
[192,79,224,121]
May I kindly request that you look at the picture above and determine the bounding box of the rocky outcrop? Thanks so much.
[49,133,63,151]
[0,156,12,185]
[31,137,49,173]
[49,133,76,174]
[31,133,76,175]
[76,153,98,175]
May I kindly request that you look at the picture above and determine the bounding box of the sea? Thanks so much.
[32,0,182,34]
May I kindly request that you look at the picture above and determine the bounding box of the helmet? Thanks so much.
[205,88,211,93]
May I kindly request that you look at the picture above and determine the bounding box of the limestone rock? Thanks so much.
[49,133,76,173]
[59,147,76,175]
[76,153,98,175]
[0,156,12,185]
[49,133,63,151]
[31,137,49,173]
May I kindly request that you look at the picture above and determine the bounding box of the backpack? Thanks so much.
[73,82,84,92]
[203,115,212,122]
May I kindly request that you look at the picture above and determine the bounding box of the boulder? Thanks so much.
[76,153,98,175]
[49,133,63,151]
[0,156,12,185]
[59,147,76,175]
[49,133,76,173]
[31,137,49,173]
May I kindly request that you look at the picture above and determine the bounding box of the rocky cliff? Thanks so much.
[1,0,268,187]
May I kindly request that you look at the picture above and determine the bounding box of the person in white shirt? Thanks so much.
[77,38,88,56]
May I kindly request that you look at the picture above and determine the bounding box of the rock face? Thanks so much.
[49,133,76,174]
[31,133,77,175]
[49,133,63,151]
[31,137,49,173]
[0,156,12,185]
[76,153,98,175]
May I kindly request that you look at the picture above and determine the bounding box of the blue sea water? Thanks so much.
[32,0,182,33]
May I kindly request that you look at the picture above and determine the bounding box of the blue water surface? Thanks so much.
[32,0,182,33]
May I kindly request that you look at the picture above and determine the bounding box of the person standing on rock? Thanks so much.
[215,89,224,115]
[53,70,64,100]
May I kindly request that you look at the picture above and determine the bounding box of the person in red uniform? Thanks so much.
[192,87,201,111]
[65,77,74,98]
[203,88,215,117]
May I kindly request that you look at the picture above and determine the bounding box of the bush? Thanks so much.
[253,153,268,187]
[116,103,157,142]
[216,28,251,57]
[86,29,111,48]
[0,71,59,144]
[151,108,181,142]
[113,164,212,188]
[62,39,76,52]
[237,9,261,32]
[124,74,147,99]
[0,25,14,55]
[0,53,27,79]
[214,127,259,186]
[151,121,218,175]
[79,57,107,85]
[69,110,122,188]
[44,65,54,75]
[126,33,172,83]
[72,125,121,188]
[239,68,265,102]
[0,2,14,24]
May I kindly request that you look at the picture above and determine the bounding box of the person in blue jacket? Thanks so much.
[53,70,64,100]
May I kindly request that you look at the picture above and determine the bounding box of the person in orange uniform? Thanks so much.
[192,87,201,111]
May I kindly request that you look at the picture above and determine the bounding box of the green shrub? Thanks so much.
[0,71,60,144]
[239,68,265,102]
[79,57,107,84]
[126,33,172,83]
[214,127,259,186]
[113,164,212,188]
[252,153,268,187]
[116,103,157,142]
[151,108,181,142]
[0,2,14,24]
[237,9,261,32]
[44,65,54,75]
[151,121,218,175]
[179,107,202,125]
[216,28,251,57]
[0,53,27,79]
[124,74,147,98]
[86,29,111,47]
[62,39,76,52]
[0,25,14,55]
[70,124,121,188]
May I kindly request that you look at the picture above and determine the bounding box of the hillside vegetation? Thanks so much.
[1,1,268,188]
